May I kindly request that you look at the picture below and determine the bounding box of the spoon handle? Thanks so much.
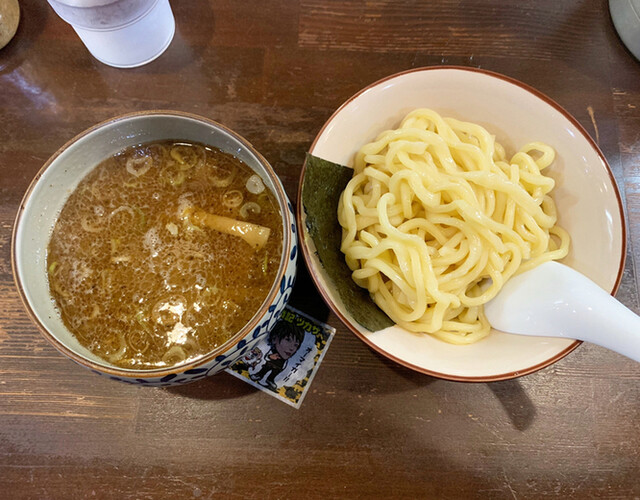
[486,262,640,362]
[570,285,640,363]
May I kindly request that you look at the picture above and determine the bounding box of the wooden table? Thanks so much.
[1,1,639,498]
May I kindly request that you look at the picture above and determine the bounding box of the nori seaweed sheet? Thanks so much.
[302,153,393,332]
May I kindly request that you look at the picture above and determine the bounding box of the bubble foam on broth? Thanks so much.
[47,140,283,370]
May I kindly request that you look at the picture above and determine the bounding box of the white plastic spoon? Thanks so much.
[484,261,640,363]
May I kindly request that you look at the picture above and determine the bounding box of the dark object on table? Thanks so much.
[0,0,19,49]
[610,0,640,60]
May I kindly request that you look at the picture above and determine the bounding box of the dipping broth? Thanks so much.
[47,140,283,369]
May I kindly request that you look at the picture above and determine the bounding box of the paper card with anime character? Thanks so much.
[226,305,335,408]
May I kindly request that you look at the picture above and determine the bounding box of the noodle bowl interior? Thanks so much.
[47,140,283,369]
[338,109,569,344]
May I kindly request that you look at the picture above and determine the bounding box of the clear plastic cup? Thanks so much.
[47,0,175,68]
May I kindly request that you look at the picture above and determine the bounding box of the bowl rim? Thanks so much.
[12,109,294,378]
[296,65,627,382]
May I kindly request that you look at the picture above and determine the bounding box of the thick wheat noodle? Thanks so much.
[337,109,570,344]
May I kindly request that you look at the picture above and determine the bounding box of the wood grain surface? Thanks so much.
[1,1,639,498]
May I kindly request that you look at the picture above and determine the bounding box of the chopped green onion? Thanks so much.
[170,171,185,186]
[110,238,120,254]
[166,222,178,236]
[126,157,152,177]
[132,206,146,227]
[246,174,265,194]
[240,202,261,219]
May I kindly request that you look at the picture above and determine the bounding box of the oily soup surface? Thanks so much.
[47,141,283,369]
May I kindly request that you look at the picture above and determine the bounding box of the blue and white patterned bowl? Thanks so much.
[12,111,297,386]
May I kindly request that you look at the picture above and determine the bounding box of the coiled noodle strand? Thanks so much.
[338,109,570,344]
